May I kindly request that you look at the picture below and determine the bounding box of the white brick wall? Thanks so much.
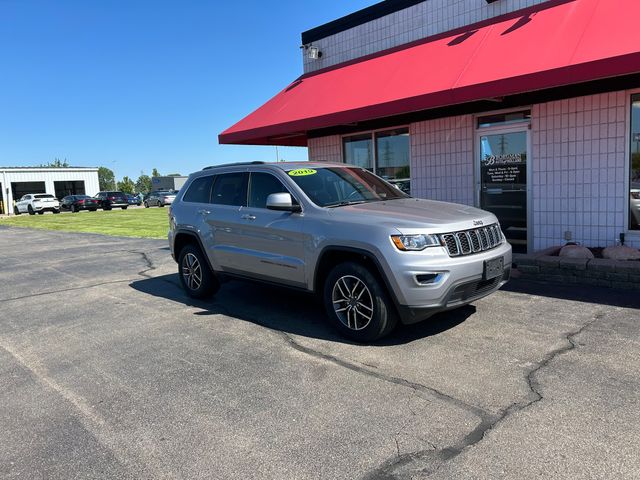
[307,135,342,163]
[410,115,474,205]
[304,0,549,73]
[531,92,638,250]
[307,91,639,251]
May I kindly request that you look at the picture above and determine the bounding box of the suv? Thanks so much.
[168,162,511,342]
[94,191,129,210]
[14,194,60,215]
[144,190,177,208]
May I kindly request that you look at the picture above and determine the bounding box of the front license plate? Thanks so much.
[484,257,504,280]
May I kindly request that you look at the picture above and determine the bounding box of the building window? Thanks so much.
[630,94,640,231]
[343,128,410,193]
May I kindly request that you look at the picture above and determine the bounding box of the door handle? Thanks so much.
[197,209,211,215]
[241,214,256,221]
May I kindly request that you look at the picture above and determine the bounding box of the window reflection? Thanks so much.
[343,128,410,194]
[630,94,640,231]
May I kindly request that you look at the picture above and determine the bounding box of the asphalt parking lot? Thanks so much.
[1,226,639,480]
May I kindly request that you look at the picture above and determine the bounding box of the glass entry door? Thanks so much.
[478,129,529,253]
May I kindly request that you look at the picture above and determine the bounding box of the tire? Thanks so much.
[121,206,127,210]
[14,206,20,215]
[71,205,77,213]
[177,244,219,299]
[28,205,35,215]
[144,201,149,208]
[323,262,398,342]
[104,205,112,211]
[53,209,60,214]
[37,211,44,215]
[159,202,165,207]
[90,209,97,212]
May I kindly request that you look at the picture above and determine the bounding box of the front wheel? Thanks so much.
[323,262,398,342]
[178,245,219,299]
[14,206,20,215]
[144,201,149,208]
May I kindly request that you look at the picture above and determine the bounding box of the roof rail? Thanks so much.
[202,161,266,170]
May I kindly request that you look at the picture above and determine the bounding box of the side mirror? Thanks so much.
[266,192,301,212]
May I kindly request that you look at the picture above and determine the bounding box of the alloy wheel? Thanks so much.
[331,275,374,331]
[182,252,202,291]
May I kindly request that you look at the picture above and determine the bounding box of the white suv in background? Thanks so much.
[14,194,61,215]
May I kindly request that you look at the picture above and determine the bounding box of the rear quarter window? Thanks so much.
[183,176,214,203]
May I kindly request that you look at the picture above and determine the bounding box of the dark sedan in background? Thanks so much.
[60,195,100,212]
[94,191,129,210]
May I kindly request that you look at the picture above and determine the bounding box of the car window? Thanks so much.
[34,194,55,199]
[183,176,214,203]
[211,172,248,206]
[248,172,289,209]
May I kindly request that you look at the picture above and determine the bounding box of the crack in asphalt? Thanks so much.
[362,312,604,480]
[0,250,160,303]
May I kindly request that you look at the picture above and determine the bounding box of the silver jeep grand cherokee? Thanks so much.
[168,162,511,342]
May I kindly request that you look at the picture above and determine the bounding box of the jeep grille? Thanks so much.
[440,224,503,257]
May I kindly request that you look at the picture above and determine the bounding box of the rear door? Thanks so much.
[230,172,306,286]
[201,172,249,273]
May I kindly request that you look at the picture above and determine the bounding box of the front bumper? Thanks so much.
[385,241,512,324]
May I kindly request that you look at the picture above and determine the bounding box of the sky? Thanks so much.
[0,0,376,181]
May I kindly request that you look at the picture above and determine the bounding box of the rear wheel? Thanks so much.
[121,206,127,210]
[37,211,44,215]
[71,205,77,213]
[144,201,149,208]
[104,205,112,211]
[28,205,35,215]
[53,209,60,214]
[178,244,219,299]
[323,262,398,342]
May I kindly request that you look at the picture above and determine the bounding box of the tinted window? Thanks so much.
[183,176,214,203]
[211,173,248,206]
[248,173,288,209]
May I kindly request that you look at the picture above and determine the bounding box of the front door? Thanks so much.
[478,128,529,253]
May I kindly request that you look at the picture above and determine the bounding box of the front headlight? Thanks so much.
[391,234,442,251]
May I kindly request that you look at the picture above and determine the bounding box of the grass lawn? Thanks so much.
[0,207,170,239]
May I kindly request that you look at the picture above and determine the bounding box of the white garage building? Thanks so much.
[0,167,100,215]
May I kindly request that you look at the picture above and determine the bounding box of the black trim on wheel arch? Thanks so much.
[172,230,214,271]
[314,246,400,310]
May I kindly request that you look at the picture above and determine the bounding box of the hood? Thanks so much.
[326,198,498,233]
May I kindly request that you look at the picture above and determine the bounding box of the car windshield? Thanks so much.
[286,166,409,207]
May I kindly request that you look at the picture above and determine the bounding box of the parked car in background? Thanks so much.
[168,162,511,342]
[144,190,177,208]
[60,195,100,212]
[94,191,129,210]
[14,194,60,215]
[127,194,142,206]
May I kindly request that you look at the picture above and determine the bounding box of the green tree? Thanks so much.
[135,173,152,193]
[41,157,69,167]
[98,167,115,190]
[152,168,161,177]
[117,176,136,194]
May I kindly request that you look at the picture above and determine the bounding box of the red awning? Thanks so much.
[219,0,640,146]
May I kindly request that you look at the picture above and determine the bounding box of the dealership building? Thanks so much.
[220,0,640,253]
[0,167,100,215]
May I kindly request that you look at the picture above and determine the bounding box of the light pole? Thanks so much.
[112,161,118,190]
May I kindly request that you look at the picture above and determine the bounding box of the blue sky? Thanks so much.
[0,0,375,181]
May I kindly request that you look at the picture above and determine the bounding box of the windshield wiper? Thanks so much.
[325,200,373,208]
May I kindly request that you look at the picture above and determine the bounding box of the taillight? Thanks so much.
[78,199,85,204]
